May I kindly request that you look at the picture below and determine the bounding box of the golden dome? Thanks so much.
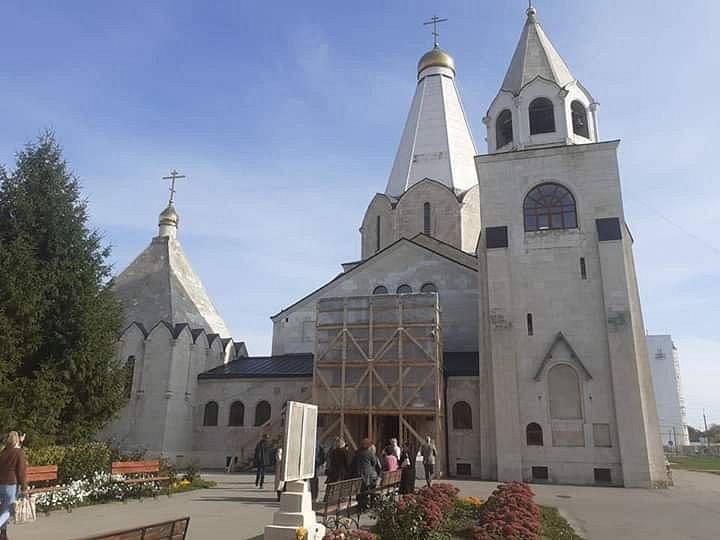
[159,204,179,227]
[417,47,455,77]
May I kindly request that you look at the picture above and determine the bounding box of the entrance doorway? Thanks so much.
[374,415,399,450]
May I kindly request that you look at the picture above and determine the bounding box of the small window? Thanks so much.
[376,215,381,252]
[203,401,219,426]
[529,97,555,134]
[527,313,534,336]
[125,356,135,399]
[423,202,431,236]
[396,284,412,294]
[571,101,589,138]
[255,400,271,426]
[594,468,612,483]
[373,285,388,295]
[496,109,513,148]
[229,401,245,426]
[532,466,549,481]
[524,183,578,232]
[580,257,587,280]
[456,463,471,476]
[420,283,437,293]
[452,401,473,430]
[526,423,543,446]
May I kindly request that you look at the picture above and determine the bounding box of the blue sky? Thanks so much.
[1,1,718,429]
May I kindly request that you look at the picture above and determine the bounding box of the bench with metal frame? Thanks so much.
[27,465,69,513]
[110,460,171,500]
[71,516,190,540]
[368,469,403,507]
[316,477,363,530]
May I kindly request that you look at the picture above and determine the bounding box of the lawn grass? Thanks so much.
[668,455,720,472]
[539,506,584,540]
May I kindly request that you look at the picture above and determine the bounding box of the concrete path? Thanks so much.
[12,470,720,540]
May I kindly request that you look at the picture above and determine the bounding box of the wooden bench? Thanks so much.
[369,469,402,503]
[316,477,363,530]
[111,460,171,499]
[71,516,190,540]
[27,465,62,496]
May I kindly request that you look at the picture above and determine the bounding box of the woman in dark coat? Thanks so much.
[351,438,380,510]
[399,440,416,495]
[326,437,351,484]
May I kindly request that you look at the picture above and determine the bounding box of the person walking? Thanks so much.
[309,439,326,502]
[388,438,401,460]
[420,435,437,488]
[0,432,28,540]
[326,437,350,484]
[399,441,416,494]
[254,434,272,489]
[273,439,285,501]
[351,438,381,510]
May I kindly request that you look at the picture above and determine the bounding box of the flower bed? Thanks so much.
[471,482,540,540]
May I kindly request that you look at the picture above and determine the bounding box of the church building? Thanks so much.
[106,7,667,488]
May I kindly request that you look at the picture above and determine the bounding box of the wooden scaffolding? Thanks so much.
[312,293,445,469]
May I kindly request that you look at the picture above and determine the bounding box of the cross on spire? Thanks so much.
[161,169,186,205]
[423,15,448,49]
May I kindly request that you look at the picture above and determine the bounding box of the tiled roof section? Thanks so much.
[443,351,479,377]
[197,351,478,380]
[198,354,314,380]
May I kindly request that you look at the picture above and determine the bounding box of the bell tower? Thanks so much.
[483,5,600,153]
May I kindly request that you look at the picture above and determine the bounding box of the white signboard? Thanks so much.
[280,401,318,482]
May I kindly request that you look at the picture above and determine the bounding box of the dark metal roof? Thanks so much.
[198,354,314,380]
[198,351,479,380]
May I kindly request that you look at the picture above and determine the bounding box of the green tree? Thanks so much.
[0,132,126,446]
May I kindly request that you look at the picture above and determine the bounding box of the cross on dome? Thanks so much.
[423,15,448,49]
[161,169,186,205]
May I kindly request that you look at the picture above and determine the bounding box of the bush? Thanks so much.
[26,445,66,467]
[323,531,377,540]
[58,442,112,482]
[471,482,541,540]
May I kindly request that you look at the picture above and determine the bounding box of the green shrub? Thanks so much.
[181,461,200,483]
[59,443,112,482]
[26,445,66,467]
[159,457,178,484]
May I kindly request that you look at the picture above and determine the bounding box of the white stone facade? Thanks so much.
[646,335,690,447]
[104,7,668,486]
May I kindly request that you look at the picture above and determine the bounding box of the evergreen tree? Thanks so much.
[0,132,126,446]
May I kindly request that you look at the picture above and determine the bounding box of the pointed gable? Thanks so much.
[114,224,231,337]
[534,332,592,381]
[385,48,478,197]
[501,7,575,95]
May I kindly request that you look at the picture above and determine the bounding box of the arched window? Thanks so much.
[373,285,388,295]
[229,401,245,426]
[496,109,513,147]
[423,202,431,236]
[452,401,473,430]
[420,283,437,293]
[125,356,135,399]
[523,183,578,232]
[203,401,219,426]
[529,97,555,135]
[571,101,589,138]
[549,365,582,420]
[255,400,271,426]
[526,423,544,446]
[396,284,412,294]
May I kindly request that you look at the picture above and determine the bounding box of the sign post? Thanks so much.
[264,402,325,540]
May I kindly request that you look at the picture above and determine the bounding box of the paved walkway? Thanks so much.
[12,470,720,540]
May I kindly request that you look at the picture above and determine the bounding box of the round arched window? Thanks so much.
[396,284,412,294]
[529,97,556,134]
[203,401,219,426]
[523,183,578,232]
[496,109,513,148]
[255,400,271,426]
[373,285,388,295]
[452,401,473,430]
[420,283,437,293]
[571,101,589,138]
[229,401,244,426]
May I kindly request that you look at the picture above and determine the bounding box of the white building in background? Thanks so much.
[646,335,690,447]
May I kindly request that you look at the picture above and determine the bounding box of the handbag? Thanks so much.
[13,495,36,525]
[401,457,411,469]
